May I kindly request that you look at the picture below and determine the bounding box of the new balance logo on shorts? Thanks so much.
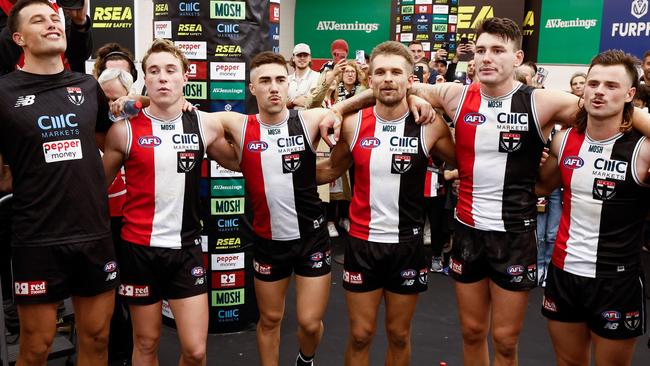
[14,281,47,296]
[14,95,35,107]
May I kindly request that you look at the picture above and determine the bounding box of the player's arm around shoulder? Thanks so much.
[536,129,565,197]
[202,111,245,172]
[425,113,455,165]
[0,154,11,192]
[316,112,356,185]
[534,89,581,131]
[103,120,129,187]
[410,81,463,119]
[300,107,341,147]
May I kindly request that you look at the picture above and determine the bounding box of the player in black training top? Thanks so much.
[0,1,117,364]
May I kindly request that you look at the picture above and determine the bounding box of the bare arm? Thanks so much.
[409,82,464,120]
[316,113,356,184]
[0,154,11,192]
[426,115,456,165]
[535,130,564,197]
[102,121,128,187]
[203,112,242,172]
[534,89,581,130]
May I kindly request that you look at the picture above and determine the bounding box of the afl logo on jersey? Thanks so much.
[563,156,584,169]
[138,136,162,147]
[247,141,268,152]
[191,266,205,277]
[602,310,621,321]
[464,112,486,126]
[359,137,381,149]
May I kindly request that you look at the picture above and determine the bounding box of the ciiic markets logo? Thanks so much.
[175,41,207,60]
[179,1,200,17]
[216,22,240,39]
[92,7,133,29]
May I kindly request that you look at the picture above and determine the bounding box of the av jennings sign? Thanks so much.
[537,0,603,64]
[294,0,391,59]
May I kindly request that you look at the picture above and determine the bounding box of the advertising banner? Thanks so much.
[522,0,541,62]
[294,0,391,60]
[153,0,270,334]
[600,0,650,60]
[456,0,524,44]
[91,0,135,55]
[391,0,458,61]
[537,0,603,64]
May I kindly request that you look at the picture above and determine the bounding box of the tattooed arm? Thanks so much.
[409,82,464,122]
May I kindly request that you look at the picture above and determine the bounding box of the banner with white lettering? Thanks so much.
[599,0,650,60]
[521,0,541,62]
[455,0,524,44]
[91,0,135,55]
[537,0,603,64]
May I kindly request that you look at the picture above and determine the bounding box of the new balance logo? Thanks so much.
[15,95,35,107]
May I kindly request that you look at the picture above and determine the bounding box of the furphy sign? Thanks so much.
[600,0,650,59]
[538,0,603,64]
[295,0,390,59]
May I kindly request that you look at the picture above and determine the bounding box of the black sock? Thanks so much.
[296,350,314,366]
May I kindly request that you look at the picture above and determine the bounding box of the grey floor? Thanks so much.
[45,238,650,365]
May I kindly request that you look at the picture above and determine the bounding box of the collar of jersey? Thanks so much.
[374,106,409,124]
[585,130,623,145]
[143,108,183,124]
[479,81,522,101]
[256,110,290,128]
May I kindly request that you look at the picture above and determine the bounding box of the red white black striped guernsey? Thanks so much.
[239,110,324,241]
[553,128,650,278]
[348,107,429,243]
[454,82,545,232]
[121,109,206,248]
[424,157,445,198]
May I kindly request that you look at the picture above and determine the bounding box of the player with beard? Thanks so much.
[332,17,650,365]
[537,50,650,366]
[202,51,434,366]
[317,41,455,366]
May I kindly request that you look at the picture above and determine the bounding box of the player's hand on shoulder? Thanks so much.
[407,94,435,125]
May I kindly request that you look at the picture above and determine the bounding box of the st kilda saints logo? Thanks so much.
[592,178,616,201]
[391,154,412,174]
[177,151,197,173]
[499,132,522,153]
[624,311,641,330]
[66,87,84,106]
[282,153,301,173]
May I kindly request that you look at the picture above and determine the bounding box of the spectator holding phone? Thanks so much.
[306,38,350,108]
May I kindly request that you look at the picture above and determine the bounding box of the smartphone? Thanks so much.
[414,65,424,82]
[535,67,549,86]
[333,51,346,64]
[355,50,366,65]
[459,37,469,45]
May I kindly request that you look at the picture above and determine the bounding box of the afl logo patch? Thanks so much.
[463,112,486,126]
[103,261,118,273]
[359,137,381,149]
[138,136,162,147]
[563,156,584,169]
[191,266,205,277]
[247,141,268,152]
